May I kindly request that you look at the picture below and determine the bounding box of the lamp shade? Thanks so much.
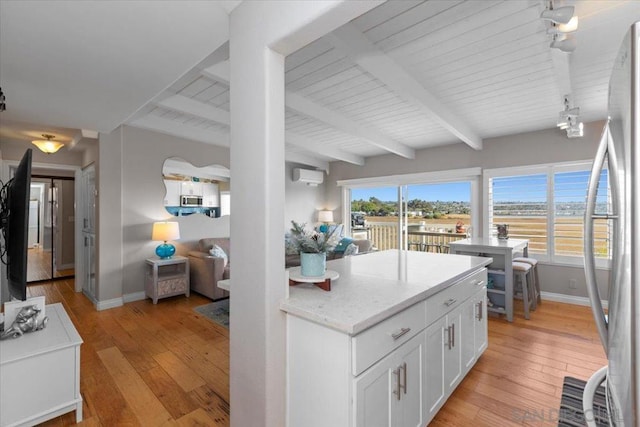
[318,210,334,223]
[152,221,180,242]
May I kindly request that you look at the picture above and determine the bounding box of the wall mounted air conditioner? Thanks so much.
[292,168,324,186]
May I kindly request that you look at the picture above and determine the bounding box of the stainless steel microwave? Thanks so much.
[180,195,203,207]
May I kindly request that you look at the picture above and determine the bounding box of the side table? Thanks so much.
[145,256,190,304]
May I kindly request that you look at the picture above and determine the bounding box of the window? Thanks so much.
[338,168,481,252]
[485,163,611,267]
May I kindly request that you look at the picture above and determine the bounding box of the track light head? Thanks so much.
[550,35,577,52]
[540,6,575,24]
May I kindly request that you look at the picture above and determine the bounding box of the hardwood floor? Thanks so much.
[27,246,75,282]
[24,281,605,426]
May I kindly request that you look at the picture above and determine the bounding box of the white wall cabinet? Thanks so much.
[201,182,219,207]
[163,180,181,206]
[180,181,202,196]
[286,268,488,427]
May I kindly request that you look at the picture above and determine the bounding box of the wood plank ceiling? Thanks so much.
[127,0,638,171]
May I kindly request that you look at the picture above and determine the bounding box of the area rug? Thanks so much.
[194,299,229,328]
[558,376,608,427]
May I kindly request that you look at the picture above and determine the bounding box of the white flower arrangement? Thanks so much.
[289,220,339,253]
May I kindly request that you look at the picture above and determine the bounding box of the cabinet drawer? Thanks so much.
[158,277,188,296]
[352,300,426,376]
[425,269,486,326]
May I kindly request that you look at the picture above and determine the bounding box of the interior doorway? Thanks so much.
[27,175,75,283]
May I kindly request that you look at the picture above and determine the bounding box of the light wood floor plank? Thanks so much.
[30,281,606,426]
[97,346,174,426]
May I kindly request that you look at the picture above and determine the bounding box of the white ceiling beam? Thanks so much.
[327,23,483,151]
[285,91,415,159]
[129,115,230,147]
[286,131,365,165]
[157,95,230,125]
[202,60,230,86]
[285,151,329,172]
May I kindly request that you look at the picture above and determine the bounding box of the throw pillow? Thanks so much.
[343,242,359,256]
[209,245,228,267]
[333,237,354,253]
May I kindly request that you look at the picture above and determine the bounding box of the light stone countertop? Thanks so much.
[281,249,492,335]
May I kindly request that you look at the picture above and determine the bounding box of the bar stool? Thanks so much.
[408,242,424,251]
[514,256,541,309]
[513,261,532,320]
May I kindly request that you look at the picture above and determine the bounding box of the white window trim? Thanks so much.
[484,160,611,269]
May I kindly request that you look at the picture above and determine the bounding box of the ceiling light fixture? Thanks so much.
[32,134,65,154]
[557,95,583,138]
[540,5,575,24]
[550,34,577,52]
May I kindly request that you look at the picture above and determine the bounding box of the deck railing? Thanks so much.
[355,223,467,252]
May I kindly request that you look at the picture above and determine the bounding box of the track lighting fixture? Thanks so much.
[557,95,583,138]
[540,6,575,24]
[550,34,577,52]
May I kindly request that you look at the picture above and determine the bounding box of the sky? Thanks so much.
[351,182,471,202]
[350,171,608,204]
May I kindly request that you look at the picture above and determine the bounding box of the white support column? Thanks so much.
[228,2,383,426]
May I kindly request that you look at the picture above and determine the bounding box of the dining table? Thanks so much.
[449,237,529,322]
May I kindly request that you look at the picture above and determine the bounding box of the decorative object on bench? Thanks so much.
[1,305,48,340]
[289,221,339,277]
[152,221,180,259]
[188,237,230,300]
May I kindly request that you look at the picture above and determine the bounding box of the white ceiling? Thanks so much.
[1,1,639,170]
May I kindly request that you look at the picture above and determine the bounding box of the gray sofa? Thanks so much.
[188,237,230,300]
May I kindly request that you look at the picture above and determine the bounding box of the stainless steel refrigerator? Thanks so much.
[583,22,639,427]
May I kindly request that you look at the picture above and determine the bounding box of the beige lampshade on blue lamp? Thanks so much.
[318,210,334,233]
[152,221,180,258]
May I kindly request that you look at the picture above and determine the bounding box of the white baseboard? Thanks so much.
[541,291,608,309]
[123,291,146,303]
[96,297,123,311]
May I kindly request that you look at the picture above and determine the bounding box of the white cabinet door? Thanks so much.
[180,181,202,196]
[354,332,425,427]
[474,291,488,357]
[202,183,219,207]
[461,296,478,373]
[443,305,462,391]
[424,317,446,421]
[164,180,181,206]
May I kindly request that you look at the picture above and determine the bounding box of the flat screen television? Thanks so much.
[3,149,32,302]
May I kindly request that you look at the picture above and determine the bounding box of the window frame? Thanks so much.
[484,161,611,269]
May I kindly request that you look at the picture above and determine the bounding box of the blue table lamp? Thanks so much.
[152,221,180,259]
[318,210,334,233]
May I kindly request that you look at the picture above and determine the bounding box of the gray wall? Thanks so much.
[285,162,327,232]
[326,121,610,300]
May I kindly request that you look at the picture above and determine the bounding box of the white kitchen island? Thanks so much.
[281,249,492,427]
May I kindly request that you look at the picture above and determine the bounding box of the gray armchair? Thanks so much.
[188,237,230,300]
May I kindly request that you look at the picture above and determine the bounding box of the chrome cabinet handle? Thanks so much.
[476,301,483,321]
[446,326,452,350]
[475,280,486,287]
[401,362,407,395]
[393,367,401,400]
[391,327,411,340]
[444,298,457,307]
[451,323,455,348]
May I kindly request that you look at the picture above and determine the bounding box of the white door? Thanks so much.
[354,352,394,427]
[461,296,478,373]
[443,305,462,391]
[80,165,96,299]
[424,317,446,420]
[164,180,181,206]
[395,332,425,427]
[474,291,488,356]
